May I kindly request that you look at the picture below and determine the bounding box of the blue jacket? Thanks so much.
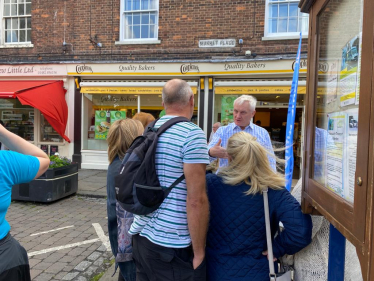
[206,173,312,281]
[107,156,136,281]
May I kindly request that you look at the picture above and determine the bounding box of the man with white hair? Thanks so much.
[208,95,276,170]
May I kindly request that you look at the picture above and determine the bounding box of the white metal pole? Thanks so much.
[203,77,209,137]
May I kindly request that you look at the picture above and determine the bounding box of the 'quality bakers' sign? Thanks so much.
[223,62,266,71]
[0,65,67,76]
[67,59,307,76]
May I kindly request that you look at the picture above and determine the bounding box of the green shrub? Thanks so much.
[49,155,72,168]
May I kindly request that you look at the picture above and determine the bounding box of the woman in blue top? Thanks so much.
[206,132,312,281]
[106,119,143,281]
[0,123,50,280]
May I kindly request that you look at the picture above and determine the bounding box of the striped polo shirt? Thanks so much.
[129,115,209,248]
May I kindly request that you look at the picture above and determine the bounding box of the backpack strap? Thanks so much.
[156,116,190,190]
[168,174,185,189]
[145,119,159,133]
[156,116,191,136]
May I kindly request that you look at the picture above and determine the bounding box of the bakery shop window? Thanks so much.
[82,92,198,151]
[83,93,137,151]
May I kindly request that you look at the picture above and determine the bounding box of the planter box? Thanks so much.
[12,163,78,203]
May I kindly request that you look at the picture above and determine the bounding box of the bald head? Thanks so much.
[212,122,221,132]
[162,79,193,108]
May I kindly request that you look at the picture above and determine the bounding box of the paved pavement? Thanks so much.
[8,169,301,281]
[7,169,119,281]
[77,169,108,198]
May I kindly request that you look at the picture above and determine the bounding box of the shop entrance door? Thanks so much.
[255,105,305,182]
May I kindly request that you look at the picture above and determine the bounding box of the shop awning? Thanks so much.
[79,81,199,94]
[214,80,307,95]
[213,80,327,95]
[0,80,70,142]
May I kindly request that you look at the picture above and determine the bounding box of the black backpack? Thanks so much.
[115,116,190,215]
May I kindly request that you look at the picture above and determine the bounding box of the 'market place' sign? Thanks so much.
[199,39,236,48]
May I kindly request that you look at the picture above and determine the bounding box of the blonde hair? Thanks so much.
[107,119,144,164]
[219,132,285,195]
[133,119,144,135]
[132,112,155,128]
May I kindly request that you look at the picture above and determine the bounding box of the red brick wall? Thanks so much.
[0,0,308,62]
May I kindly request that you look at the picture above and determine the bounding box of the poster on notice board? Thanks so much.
[324,109,358,204]
[339,35,360,107]
[326,60,339,104]
[345,108,358,203]
[325,112,346,198]
[355,32,362,105]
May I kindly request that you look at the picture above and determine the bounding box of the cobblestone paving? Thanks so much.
[7,195,114,281]
[77,170,107,198]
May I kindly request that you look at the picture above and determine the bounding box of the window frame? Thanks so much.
[263,0,309,40]
[0,0,33,47]
[117,0,161,45]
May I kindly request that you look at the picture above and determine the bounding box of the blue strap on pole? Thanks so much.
[328,224,346,281]
[285,32,302,191]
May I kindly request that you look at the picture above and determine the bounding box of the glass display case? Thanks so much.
[300,0,374,277]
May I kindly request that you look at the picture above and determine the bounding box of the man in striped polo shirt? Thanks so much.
[129,79,210,280]
[208,95,276,171]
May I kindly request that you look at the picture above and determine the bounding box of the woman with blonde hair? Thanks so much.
[206,132,312,281]
[106,119,143,281]
[132,112,155,128]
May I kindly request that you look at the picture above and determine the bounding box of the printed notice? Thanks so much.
[339,36,360,107]
[339,73,357,107]
[325,109,358,204]
[326,61,339,104]
[325,112,346,197]
[355,33,362,105]
[345,108,358,203]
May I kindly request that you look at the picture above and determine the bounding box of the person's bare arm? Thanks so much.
[0,125,50,178]
[184,162,209,269]
[208,139,228,159]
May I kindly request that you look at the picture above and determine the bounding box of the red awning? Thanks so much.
[0,80,71,142]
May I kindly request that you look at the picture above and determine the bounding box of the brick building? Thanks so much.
[0,0,309,171]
